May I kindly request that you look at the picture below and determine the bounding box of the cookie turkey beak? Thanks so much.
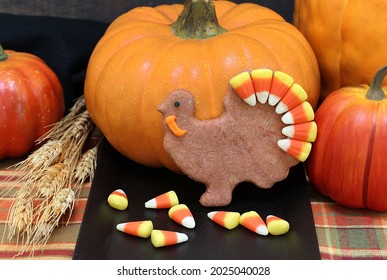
[165,115,187,137]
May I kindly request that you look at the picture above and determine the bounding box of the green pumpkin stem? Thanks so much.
[172,0,227,39]
[0,44,9,61]
[365,65,387,101]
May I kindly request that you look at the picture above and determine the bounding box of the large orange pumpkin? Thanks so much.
[84,0,320,172]
[305,66,387,211]
[0,45,64,159]
[294,0,387,101]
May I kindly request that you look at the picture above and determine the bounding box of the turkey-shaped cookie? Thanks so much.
[158,68,317,207]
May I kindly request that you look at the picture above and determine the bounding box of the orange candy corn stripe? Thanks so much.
[282,121,317,142]
[151,230,188,247]
[145,190,179,209]
[268,71,294,106]
[281,101,314,124]
[251,68,273,104]
[168,204,195,229]
[229,71,256,106]
[240,211,268,236]
[277,139,312,162]
[275,83,308,114]
[107,189,128,210]
[116,220,153,238]
[207,211,240,230]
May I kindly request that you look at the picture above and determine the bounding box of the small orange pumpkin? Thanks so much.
[305,66,387,211]
[294,0,387,100]
[84,0,320,171]
[0,45,64,159]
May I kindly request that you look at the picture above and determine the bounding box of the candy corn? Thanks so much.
[168,204,195,229]
[266,215,290,235]
[207,211,240,230]
[151,230,188,247]
[282,122,317,142]
[239,211,268,236]
[145,190,179,209]
[230,71,257,106]
[275,83,308,114]
[268,71,294,106]
[277,139,312,162]
[116,220,153,238]
[107,189,128,210]
[251,68,273,104]
[281,101,314,124]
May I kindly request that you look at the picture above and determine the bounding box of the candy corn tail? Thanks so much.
[278,139,312,162]
[282,122,317,142]
[145,190,179,209]
[208,211,240,230]
[281,101,315,124]
[266,215,290,235]
[275,83,308,114]
[268,71,294,106]
[116,220,153,238]
[240,211,268,236]
[169,204,195,229]
[251,68,273,104]
[230,71,257,106]
[151,230,188,247]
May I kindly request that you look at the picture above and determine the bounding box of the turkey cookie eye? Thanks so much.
[174,101,180,108]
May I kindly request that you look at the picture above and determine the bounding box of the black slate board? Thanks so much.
[73,138,320,260]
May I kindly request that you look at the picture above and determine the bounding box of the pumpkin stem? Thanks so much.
[171,0,227,39]
[365,65,387,101]
[0,44,8,61]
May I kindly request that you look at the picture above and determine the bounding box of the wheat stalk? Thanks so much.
[1,96,98,257]
[36,96,86,143]
[72,145,98,196]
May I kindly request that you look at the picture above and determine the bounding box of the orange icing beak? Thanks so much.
[165,115,186,137]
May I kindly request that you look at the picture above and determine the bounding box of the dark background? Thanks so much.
[0,1,294,23]
[0,0,294,110]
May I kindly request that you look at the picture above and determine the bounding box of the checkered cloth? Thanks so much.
[310,189,387,260]
[1,164,386,260]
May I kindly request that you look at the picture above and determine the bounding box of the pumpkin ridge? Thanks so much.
[362,118,376,209]
[321,101,353,197]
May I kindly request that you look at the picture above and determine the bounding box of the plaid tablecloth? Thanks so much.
[1,161,386,260]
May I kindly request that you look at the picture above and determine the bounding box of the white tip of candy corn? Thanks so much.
[266,215,290,235]
[256,91,270,104]
[278,139,312,162]
[107,189,128,210]
[150,230,188,247]
[240,211,268,236]
[116,220,153,238]
[168,204,195,229]
[243,94,257,107]
[207,211,240,230]
[145,190,179,209]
